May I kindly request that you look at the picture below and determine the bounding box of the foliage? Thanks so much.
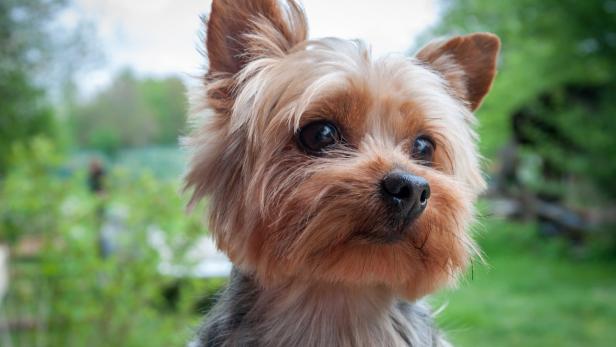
[420,0,616,234]
[2,2,615,345]
[423,0,615,158]
[1,138,222,346]
[139,76,189,144]
[514,84,616,202]
[71,70,188,155]
[0,0,99,174]
[0,138,65,244]
[0,0,60,174]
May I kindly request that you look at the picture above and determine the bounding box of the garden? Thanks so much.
[1,0,615,346]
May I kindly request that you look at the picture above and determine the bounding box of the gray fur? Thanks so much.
[194,268,451,347]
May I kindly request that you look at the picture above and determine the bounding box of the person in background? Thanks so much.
[88,159,106,195]
[88,159,112,257]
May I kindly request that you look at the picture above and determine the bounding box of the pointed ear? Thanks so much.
[416,33,500,111]
[205,0,308,75]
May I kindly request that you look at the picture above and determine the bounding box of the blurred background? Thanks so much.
[1,0,615,346]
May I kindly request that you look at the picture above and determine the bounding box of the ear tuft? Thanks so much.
[205,0,308,75]
[417,33,500,111]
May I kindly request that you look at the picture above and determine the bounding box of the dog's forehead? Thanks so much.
[281,39,466,137]
[234,37,474,161]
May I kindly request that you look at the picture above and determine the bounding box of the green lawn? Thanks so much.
[433,218,616,347]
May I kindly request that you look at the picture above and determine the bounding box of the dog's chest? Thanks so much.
[196,271,447,347]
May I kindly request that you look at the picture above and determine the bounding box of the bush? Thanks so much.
[1,138,223,346]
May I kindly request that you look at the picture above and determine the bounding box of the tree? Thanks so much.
[71,70,188,154]
[426,0,616,242]
[139,76,188,144]
[431,0,616,193]
[0,0,99,173]
[422,0,615,156]
[0,0,62,173]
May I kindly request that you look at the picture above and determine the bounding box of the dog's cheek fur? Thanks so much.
[183,116,250,263]
[303,169,474,300]
[221,140,476,300]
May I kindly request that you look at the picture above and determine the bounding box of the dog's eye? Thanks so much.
[411,136,435,165]
[297,121,341,154]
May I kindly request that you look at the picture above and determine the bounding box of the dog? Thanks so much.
[184,1,499,346]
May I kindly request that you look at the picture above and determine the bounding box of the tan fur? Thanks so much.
[185,1,500,345]
[416,33,501,111]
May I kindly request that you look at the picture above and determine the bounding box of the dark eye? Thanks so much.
[297,121,341,154]
[411,136,435,165]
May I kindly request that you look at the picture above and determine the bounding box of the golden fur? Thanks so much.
[184,0,500,345]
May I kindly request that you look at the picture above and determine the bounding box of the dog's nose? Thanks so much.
[381,171,430,220]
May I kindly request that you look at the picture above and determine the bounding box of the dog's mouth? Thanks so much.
[347,217,422,245]
[376,204,431,242]
[351,230,406,245]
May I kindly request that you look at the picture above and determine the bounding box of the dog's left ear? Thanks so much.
[416,33,500,111]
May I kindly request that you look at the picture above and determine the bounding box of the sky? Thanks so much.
[65,0,439,96]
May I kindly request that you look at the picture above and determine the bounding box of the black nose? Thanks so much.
[381,171,430,220]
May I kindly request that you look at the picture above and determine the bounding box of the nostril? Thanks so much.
[418,182,431,206]
[397,186,411,200]
[419,189,428,205]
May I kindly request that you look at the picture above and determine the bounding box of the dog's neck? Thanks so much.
[200,268,447,347]
[256,277,405,346]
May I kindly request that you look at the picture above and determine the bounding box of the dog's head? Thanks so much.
[185,0,499,299]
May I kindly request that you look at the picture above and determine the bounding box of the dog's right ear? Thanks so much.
[416,33,500,111]
[205,0,308,75]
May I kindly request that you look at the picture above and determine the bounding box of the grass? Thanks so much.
[432,217,616,347]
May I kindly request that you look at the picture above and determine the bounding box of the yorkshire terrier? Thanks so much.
[184,0,499,346]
